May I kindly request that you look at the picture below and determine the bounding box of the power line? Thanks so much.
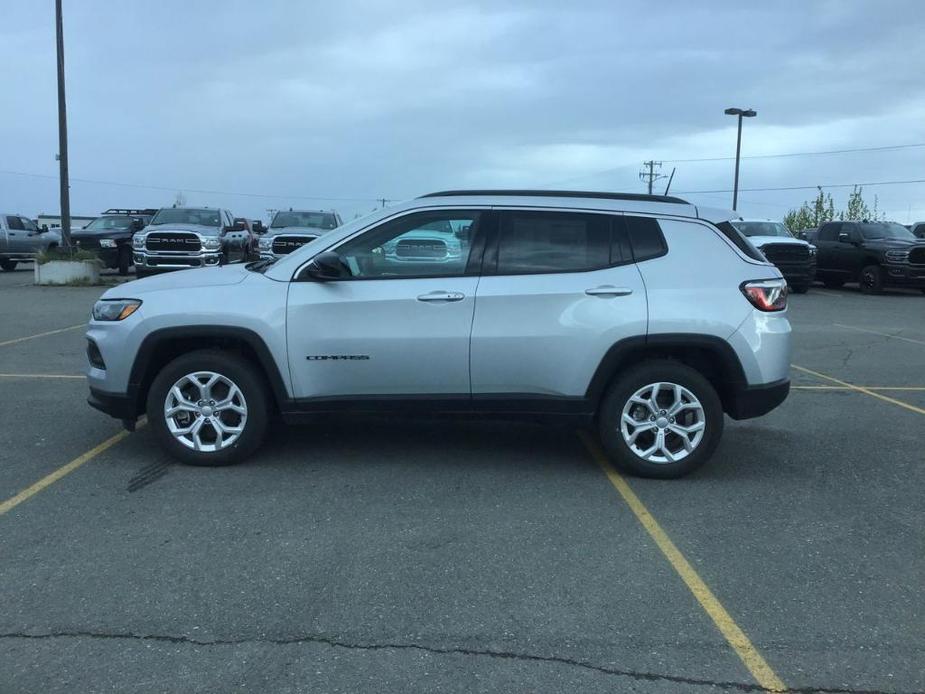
[665,141,925,164]
[0,169,382,203]
[677,178,925,195]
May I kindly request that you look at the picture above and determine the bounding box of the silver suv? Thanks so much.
[86,190,792,478]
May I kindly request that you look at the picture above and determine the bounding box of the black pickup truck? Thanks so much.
[72,208,157,275]
[814,221,925,293]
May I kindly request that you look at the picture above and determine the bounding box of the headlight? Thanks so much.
[202,237,221,250]
[885,249,909,262]
[132,235,145,249]
[807,245,817,256]
[258,237,273,250]
[99,239,117,248]
[92,299,142,321]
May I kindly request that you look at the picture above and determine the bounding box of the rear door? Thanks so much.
[470,209,647,403]
[815,223,842,277]
[5,216,27,254]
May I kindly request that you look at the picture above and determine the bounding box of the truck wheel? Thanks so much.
[117,247,131,276]
[147,350,269,466]
[0,260,17,272]
[822,278,844,289]
[859,265,884,294]
[597,360,723,479]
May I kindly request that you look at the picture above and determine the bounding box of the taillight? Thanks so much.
[741,279,788,312]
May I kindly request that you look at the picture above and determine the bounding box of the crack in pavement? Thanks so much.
[0,630,913,694]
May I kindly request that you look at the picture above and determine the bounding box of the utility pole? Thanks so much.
[377,197,392,208]
[55,0,72,251]
[638,161,666,195]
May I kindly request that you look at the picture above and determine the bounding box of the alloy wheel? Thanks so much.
[164,371,248,452]
[620,382,706,463]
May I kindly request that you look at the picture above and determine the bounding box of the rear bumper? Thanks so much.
[725,378,790,420]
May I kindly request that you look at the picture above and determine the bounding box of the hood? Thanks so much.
[72,228,132,240]
[143,223,221,237]
[865,237,925,249]
[265,227,325,238]
[746,235,809,248]
[102,265,249,298]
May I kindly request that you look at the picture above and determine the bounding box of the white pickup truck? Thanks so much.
[0,213,62,271]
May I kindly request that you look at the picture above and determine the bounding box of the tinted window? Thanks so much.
[336,211,479,279]
[817,223,841,242]
[625,216,668,261]
[496,211,610,274]
[857,222,915,240]
[731,221,793,238]
[6,216,24,230]
[713,221,765,261]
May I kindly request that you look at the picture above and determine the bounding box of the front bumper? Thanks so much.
[771,259,816,286]
[134,251,222,270]
[88,386,139,420]
[883,262,925,287]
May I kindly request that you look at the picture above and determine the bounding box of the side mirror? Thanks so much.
[130,219,144,232]
[302,251,350,281]
[455,225,471,241]
[837,232,850,243]
[40,224,49,232]
[253,221,266,234]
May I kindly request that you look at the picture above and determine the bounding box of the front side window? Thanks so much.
[858,222,915,240]
[335,211,480,279]
[495,211,610,274]
[20,217,37,231]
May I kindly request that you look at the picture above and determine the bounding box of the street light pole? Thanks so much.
[724,107,757,212]
[55,0,72,251]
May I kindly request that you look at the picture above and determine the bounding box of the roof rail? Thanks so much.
[419,190,689,204]
[102,208,158,216]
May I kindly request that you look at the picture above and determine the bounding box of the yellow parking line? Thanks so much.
[0,420,145,517]
[792,385,925,391]
[0,324,84,348]
[580,433,786,692]
[0,373,84,380]
[833,323,925,347]
[793,365,925,416]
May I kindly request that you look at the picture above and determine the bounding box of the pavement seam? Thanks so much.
[0,630,907,694]
[0,324,84,348]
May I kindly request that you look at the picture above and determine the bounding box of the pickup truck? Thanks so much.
[258,209,341,259]
[730,219,816,293]
[72,208,156,276]
[0,213,62,271]
[132,207,252,277]
[814,220,925,293]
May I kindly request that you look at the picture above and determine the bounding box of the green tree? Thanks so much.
[783,187,835,230]
[839,186,884,221]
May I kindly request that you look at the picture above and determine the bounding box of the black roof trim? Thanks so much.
[102,208,158,216]
[419,190,689,204]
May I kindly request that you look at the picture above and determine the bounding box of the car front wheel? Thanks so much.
[859,265,884,294]
[0,259,17,271]
[598,360,723,479]
[147,350,269,466]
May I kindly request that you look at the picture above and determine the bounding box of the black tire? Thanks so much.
[859,264,884,294]
[117,246,131,276]
[822,278,844,289]
[597,360,724,479]
[146,349,270,466]
[135,267,152,279]
[0,259,17,272]
[790,283,809,294]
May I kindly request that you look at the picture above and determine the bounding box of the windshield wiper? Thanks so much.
[246,258,277,273]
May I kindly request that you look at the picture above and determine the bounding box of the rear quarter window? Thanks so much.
[624,216,667,262]
[713,221,765,261]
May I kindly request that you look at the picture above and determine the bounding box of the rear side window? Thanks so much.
[6,216,25,231]
[624,216,667,261]
[495,211,610,274]
[713,221,764,261]
[817,223,841,242]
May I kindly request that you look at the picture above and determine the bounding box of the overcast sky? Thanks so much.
[2,0,924,222]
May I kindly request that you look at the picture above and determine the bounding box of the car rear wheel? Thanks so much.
[147,350,269,466]
[0,260,17,272]
[598,360,723,479]
[859,265,884,294]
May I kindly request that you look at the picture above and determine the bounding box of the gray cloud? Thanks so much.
[2,0,924,221]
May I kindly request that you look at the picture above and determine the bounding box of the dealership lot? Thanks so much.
[0,265,922,693]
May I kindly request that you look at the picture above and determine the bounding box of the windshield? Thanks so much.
[732,221,793,238]
[150,208,221,227]
[858,222,916,240]
[85,216,133,231]
[271,211,338,230]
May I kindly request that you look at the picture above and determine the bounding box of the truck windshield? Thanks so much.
[858,222,915,240]
[731,221,793,238]
[271,212,338,230]
[151,209,222,227]
[85,216,132,231]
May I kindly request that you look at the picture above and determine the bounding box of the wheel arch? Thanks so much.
[586,334,747,415]
[128,326,288,416]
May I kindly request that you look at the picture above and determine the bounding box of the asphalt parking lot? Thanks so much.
[1,264,923,694]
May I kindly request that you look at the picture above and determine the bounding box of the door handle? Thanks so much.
[585,285,633,297]
[417,291,465,302]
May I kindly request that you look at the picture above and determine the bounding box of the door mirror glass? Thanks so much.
[837,232,850,243]
[303,251,350,281]
[130,219,144,232]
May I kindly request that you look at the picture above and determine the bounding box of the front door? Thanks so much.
[286,209,487,400]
